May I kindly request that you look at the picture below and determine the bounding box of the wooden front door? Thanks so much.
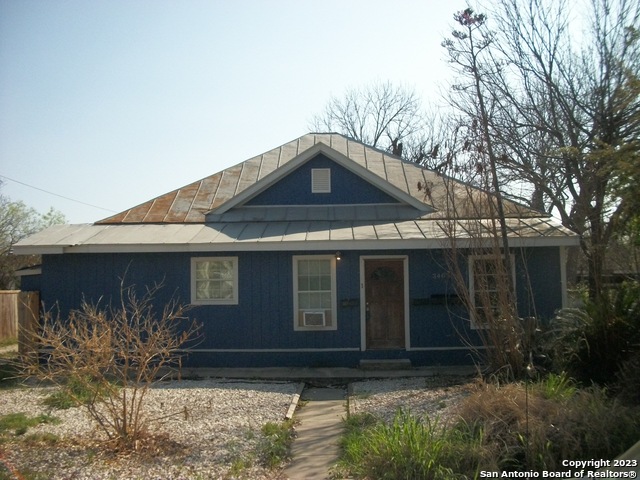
[364,259,406,350]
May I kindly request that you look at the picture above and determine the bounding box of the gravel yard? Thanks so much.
[0,374,475,479]
[348,375,476,425]
[0,379,299,479]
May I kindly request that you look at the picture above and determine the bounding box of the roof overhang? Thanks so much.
[13,220,580,255]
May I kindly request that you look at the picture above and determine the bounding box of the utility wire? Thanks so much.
[0,174,117,213]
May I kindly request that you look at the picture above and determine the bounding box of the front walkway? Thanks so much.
[283,387,346,480]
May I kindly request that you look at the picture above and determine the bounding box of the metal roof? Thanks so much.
[95,133,536,225]
[13,132,579,255]
[14,217,578,255]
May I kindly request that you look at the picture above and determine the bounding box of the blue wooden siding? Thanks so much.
[19,273,41,292]
[39,246,562,368]
[246,154,401,206]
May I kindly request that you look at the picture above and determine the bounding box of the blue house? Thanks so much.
[15,133,578,368]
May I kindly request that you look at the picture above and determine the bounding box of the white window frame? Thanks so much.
[311,168,331,193]
[191,257,239,305]
[468,254,516,329]
[293,255,337,331]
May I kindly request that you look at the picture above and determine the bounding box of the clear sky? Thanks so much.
[1,0,463,224]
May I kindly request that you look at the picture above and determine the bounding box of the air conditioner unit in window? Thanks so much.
[303,311,326,327]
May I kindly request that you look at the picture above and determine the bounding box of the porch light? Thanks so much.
[335,251,342,261]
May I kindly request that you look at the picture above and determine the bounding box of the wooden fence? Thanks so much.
[18,292,40,355]
[0,290,39,353]
[0,290,19,340]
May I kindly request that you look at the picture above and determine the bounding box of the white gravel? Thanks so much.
[0,375,475,479]
[0,379,298,479]
[348,375,475,426]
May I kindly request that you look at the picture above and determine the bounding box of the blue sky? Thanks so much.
[1,0,462,224]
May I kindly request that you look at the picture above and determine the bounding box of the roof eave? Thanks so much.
[19,235,579,255]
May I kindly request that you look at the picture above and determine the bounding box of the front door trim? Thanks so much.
[360,255,410,351]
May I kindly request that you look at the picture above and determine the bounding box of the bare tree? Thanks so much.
[21,282,201,450]
[310,80,426,159]
[0,185,66,289]
[438,0,640,299]
[442,8,516,304]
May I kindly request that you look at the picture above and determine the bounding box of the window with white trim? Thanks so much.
[191,257,238,305]
[468,255,515,328]
[293,255,337,330]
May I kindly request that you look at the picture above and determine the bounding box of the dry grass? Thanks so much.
[454,379,640,472]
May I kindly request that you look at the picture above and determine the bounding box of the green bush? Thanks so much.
[543,281,640,385]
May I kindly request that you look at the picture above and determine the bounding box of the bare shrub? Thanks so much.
[20,282,200,450]
[454,380,640,471]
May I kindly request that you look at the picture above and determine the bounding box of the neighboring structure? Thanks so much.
[14,133,578,368]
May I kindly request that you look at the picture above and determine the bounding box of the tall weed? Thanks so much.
[536,372,577,401]
[258,420,295,468]
[338,410,482,479]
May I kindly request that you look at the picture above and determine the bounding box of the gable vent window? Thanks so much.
[311,168,331,193]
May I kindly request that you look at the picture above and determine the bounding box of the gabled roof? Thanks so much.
[14,132,579,255]
[96,133,536,225]
[211,142,430,215]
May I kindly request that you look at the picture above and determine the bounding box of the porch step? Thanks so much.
[359,359,412,370]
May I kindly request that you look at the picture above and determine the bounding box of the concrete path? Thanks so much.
[284,386,347,480]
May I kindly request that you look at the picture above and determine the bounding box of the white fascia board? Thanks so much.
[317,144,432,212]
[211,143,431,215]
[55,235,579,254]
[12,245,66,255]
[212,143,327,214]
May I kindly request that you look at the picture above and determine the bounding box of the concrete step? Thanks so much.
[359,359,412,370]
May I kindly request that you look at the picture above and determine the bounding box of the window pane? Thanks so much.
[299,260,309,275]
[309,292,321,308]
[193,258,236,302]
[196,281,212,300]
[299,292,310,309]
[321,292,332,309]
[319,260,330,275]
[196,263,210,280]
[308,260,320,275]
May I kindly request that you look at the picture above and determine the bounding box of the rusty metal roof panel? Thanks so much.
[93,133,551,227]
[236,157,262,195]
[258,150,280,180]
[163,182,201,223]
